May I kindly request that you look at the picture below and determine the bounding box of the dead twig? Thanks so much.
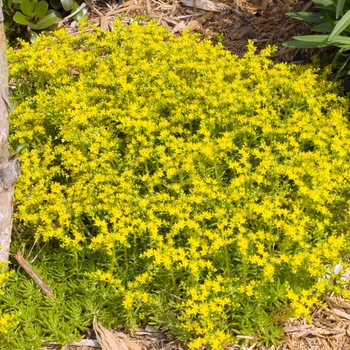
[145,0,152,14]
[152,284,187,301]
[85,0,103,16]
[14,251,55,299]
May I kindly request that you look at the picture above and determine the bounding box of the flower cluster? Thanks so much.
[8,19,350,348]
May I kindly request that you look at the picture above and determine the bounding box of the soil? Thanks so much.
[43,0,349,349]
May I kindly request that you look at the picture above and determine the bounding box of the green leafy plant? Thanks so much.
[6,19,350,349]
[283,0,350,79]
[2,0,83,32]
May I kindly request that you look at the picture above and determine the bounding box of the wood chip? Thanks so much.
[85,0,103,16]
[185,12,213,32]
[181,0,231,12]
[236,25,254,39]
[261,0,269,11]
[301,1,313,12]
[283,325,312,333]
[281,0,291,13]
[161,20,173,31]
[327,296,350,310]
[172,20,186,33]
[49,339,101,347]
[100,16,109,30]
[170,3,177,16]
[331,308,350,321]
[145,0,152,14]
[122,338,142,350]
[285,340,296,350]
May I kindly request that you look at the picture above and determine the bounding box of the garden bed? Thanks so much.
[11,1,350,349]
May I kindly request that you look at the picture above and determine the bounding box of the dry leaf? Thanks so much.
[93,320,142,350]
[122,337,142,350]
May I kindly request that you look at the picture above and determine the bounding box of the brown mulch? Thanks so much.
[43,325,186,350]
[282,296,350,350]
[42,0,348,349]
[42,295,350,350]
[75,0,335,64]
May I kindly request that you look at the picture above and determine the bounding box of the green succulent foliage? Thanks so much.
[283,0,350,79]
[2,0,84,32]
[0,243,125,350]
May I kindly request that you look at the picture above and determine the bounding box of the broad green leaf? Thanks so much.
[331,49,345,64]
[20,0,35,16]
[15,143,29,153]
[72,1,84,20]
[311,22,335,32]
[329,9,350,39]
[29,9,61,29]
[30,31,38,42]
[339,68,350,77]
[321,11,338,28]
[312,0,333,7]
[3,11,13,27]
[61,0,73,11]
[336,0,345,18]
[330,34,350,45]
[13,11,29,25]
[283,35,331,48]
[330,47,350,67]
[285,11,327,23]
[34,1,48,18]
[293,34,331,41]
[334,54,350,79]
[49,0,62,9]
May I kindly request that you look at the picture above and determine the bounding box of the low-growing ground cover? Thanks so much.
[3,18,350,350]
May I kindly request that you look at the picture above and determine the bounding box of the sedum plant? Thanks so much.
[283,0,350,79]
[6,19,350,349]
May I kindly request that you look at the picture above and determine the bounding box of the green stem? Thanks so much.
[124,246,128,279]
[74,250,79,275]
[214,161,221,184]
[224,245,230,278]
[170,267,179,294]
[109,246,116,274]
[124,246,128,264]
[134,232,137,259]
[242,255,247,285]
